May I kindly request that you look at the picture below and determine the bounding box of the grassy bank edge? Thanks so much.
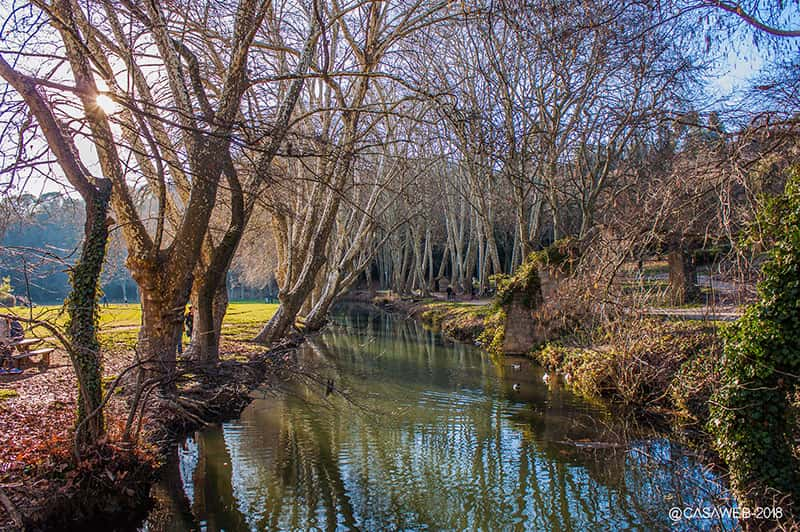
[375,293,724,444]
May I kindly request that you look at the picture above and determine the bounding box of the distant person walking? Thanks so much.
[185,305,194,338]
[177,305,193,355]
[184,304,194,341]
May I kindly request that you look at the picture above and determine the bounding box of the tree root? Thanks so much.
[0,486,24,529]
[164,400,210,428]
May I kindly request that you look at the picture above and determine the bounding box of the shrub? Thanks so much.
[670,349,723,422]
[709,168,800,504]
[475,309,506,355]
[534,319,722,411]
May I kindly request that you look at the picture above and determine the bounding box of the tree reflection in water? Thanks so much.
[145,306,734,531]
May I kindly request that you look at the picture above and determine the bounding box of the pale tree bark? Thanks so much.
[255,0,450,342]
[304,143,408,330]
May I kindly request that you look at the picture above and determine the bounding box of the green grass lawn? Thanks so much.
[219,302,279,341]
[7,302,279,346]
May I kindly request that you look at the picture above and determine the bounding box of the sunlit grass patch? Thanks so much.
[0,389,19,401]
[9,303,141,336]
[221,302,278,341]
[222,323,263,342]
[99,328,139,350]
[418,301,499,344]
[97,304,143,328]
[10,302,278,346]
[7,304,68,338]
[224,302,279,326]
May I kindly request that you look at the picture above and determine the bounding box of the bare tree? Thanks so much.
[0,52,112,446]
[3,0,273,386]
[254,0,453,342]
[185,3,321,364]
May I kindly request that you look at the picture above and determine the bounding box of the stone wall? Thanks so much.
[501,268,546,355]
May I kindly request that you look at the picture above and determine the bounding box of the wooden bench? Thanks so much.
[11,348,55,370]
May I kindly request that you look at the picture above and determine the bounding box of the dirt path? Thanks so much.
[429,291,743,321]
[644,306,743,321]
[429,292,493,306]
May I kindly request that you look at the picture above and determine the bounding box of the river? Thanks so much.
[141,305,735,531]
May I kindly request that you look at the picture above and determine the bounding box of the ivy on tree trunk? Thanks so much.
[66,180,113,447]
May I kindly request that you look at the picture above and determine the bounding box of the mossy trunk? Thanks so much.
[66,180,112,447]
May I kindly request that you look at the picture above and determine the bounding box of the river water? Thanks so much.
[142,305,735,531]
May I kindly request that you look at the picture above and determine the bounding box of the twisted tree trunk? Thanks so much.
[188,274,229,366]
[66,181,113,447]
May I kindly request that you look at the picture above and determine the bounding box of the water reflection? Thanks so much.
[145,306,734,531]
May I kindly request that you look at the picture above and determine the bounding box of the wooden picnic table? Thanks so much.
[10,338,41,351]
[3,338,54,371]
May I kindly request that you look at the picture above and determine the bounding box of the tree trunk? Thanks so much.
[254,295,299,343]
[136,276,185,390]
[304,276,338,332]
[67,180,113,447]
[549,188,560,243]
[365,262,374,294]
[186,155,245,367]
[515,188,530,259]
[528,197,543,251]
[187,274,229,366]
[668,247,699,305]
[484,223,502,276]
[255,236,330,343]
[426,229,435,291]
[463,230,477,295]
[0,54,113,447]
[510,224,520,274]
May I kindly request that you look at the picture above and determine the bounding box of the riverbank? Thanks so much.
[374,292,724,435]
[371,292,495,341]
[0,303,294,531]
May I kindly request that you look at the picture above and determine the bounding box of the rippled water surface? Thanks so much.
[143,306,734,531]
